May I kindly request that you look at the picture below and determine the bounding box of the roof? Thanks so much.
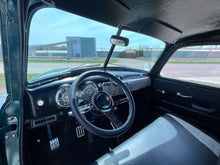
[37,0,220,43]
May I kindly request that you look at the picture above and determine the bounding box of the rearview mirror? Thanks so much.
[110,35,129,46]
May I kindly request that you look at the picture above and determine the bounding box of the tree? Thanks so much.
[119,51,128,58]
[136,50,144,57]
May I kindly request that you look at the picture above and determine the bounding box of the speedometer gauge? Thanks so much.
[84,82,98,95]
[55,84,71,108]
[79,81,98,102]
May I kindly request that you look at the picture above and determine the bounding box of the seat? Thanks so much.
[95,114,220,165]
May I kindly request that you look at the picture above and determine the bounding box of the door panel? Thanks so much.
[152,76,220,132]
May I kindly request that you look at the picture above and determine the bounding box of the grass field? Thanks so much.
[168,61,220,64]
[191,80,220,87]
[27,74,40,81]
[0,59,118,63]
[0,73,40,94]
[139,59,220,64]
[1,58,220,64]
[0,74,6,94]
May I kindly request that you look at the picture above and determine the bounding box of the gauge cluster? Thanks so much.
[55,81,122,108]
[55,85,71,108]
[55,81,100,108]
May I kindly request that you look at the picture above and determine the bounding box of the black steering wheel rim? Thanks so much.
[70,70,135,137]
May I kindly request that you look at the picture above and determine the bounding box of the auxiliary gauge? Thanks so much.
[55,85,71,108]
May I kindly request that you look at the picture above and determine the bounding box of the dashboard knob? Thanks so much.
[68,111,74,117]
[37,100,44,107]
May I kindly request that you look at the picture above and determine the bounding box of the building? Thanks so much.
[66,37,96,57]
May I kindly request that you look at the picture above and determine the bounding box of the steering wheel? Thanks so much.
[70,70,135,137]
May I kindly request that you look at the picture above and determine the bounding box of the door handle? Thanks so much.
[156,89,166,94]
[177,92,192,98]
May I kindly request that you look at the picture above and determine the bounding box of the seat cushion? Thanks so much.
[95,114,220,165]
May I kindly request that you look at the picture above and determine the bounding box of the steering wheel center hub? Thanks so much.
[93,92,113,112]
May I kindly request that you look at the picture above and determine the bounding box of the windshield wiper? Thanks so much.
[107,63,127,67]
[76,63,101,68]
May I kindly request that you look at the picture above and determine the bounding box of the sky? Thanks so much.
[29,8,165,50]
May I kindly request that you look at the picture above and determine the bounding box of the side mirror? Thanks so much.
[110,35,129,46]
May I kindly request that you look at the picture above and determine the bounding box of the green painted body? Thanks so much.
[0,0,23,164]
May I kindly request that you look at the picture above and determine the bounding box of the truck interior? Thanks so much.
[0,0,220,165]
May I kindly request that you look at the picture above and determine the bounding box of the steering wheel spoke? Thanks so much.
[104,111,123,128]
[100,80,118,97]
[78,103,93,114]
[113,97,129,106]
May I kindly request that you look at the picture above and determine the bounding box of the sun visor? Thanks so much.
[43,0,130,27]
[126,18,182,43]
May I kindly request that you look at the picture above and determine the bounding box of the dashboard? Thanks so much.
[25,70,151,129]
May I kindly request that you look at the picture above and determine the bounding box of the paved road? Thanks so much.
[0,62,87,74]
[161,63,220,77]
[0,59,147,73]
[1,59,220,98]
[161,63,220,85]
[1,60,220,84]
[0,63,3,73]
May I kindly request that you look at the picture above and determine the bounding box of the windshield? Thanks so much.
[28,8,165,81]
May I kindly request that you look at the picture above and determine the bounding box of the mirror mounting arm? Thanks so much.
[103,28,122,68]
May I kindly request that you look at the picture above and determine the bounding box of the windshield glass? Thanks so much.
[28,8,165,81]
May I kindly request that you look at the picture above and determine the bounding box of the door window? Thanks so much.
[160,45,220,87]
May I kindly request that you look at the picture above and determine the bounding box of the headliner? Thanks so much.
[40,0,220,43]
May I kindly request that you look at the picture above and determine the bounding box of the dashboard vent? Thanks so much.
[31,115,57,128]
